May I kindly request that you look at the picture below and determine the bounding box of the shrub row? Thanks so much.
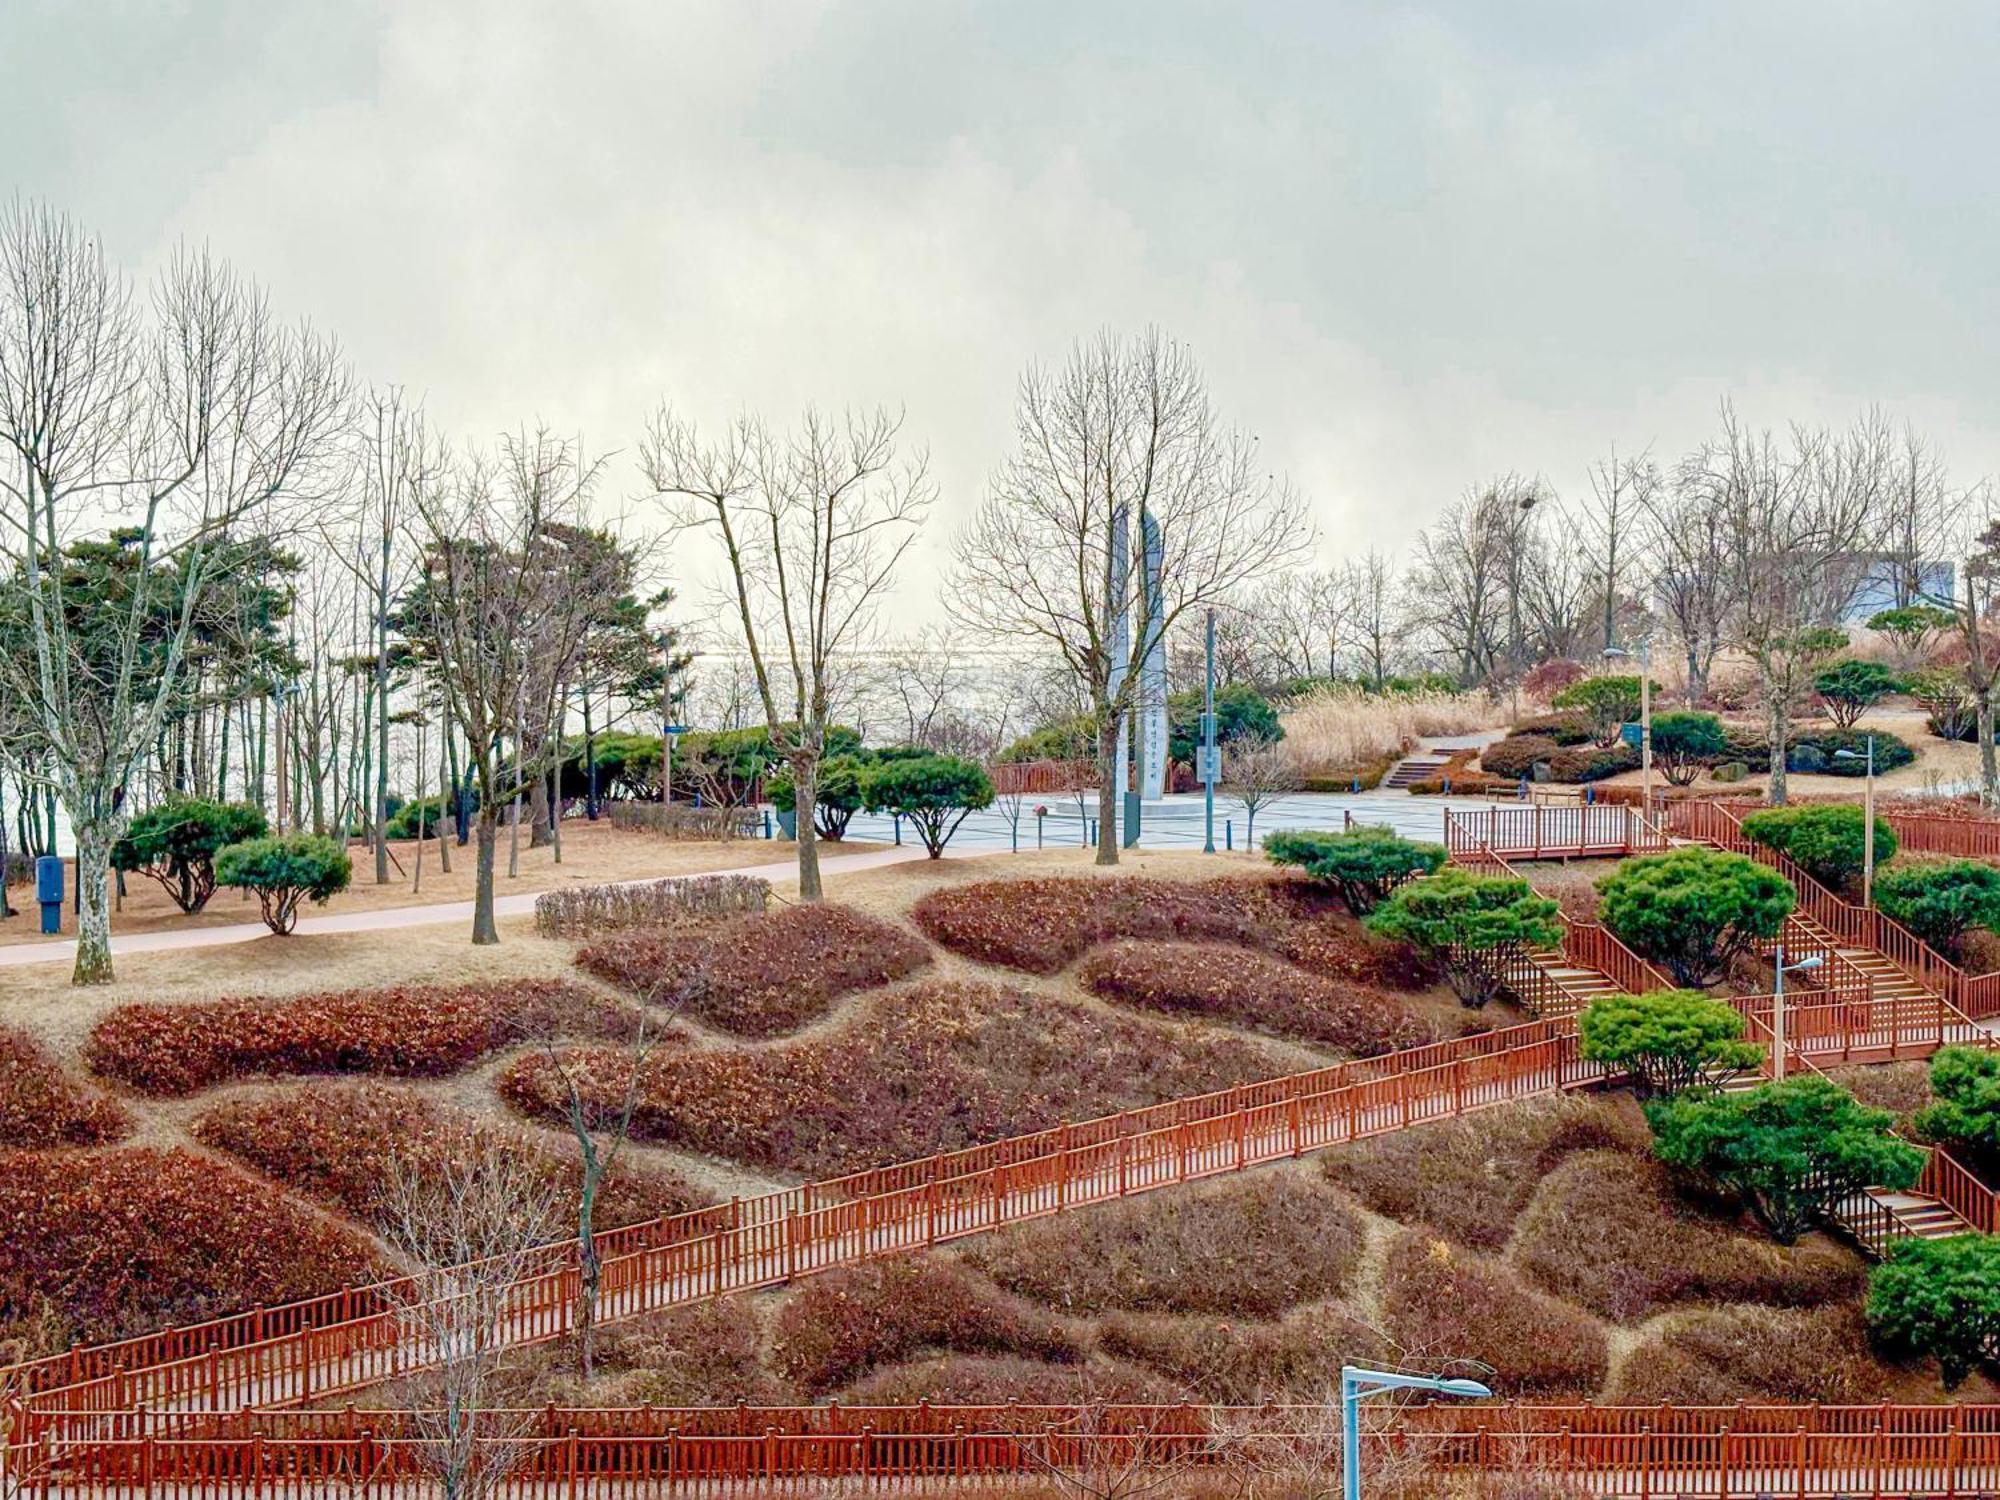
[1512,1151,1865,1321]
[1098,1304,1389,1404]
[0,1148,378,1342]
[87,980,637,1096]
[499,980,1285,1178]
[1076,942,1433,1056]
[965,1172,1367,1320]
[0,1029,129,1148]
[1380,1231,1609,1396]
[576,903,931,1037]
[837,1353,1174,1406]
[1609,1304,1886,1405]
[769,1257,1080,1395]
[191,1081,705,1233]
[1322,1095,1649,1250]
[534,874,769,939]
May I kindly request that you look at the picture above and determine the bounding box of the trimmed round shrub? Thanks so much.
[1479,735,1560,781]
[1552,674,1657,746]
[1263,827,1446,914]
[112,797,268,914]
[1650,712,1727,787]
[1509,712,1594,746]
[1867,1235,2000,1390]
[861,754,995,858]
[1595,847,1794,988]
[1814,659,1902,729]
[1578,989,1763,1098]
[1791,727,1916,776]
[1547,743,1641,783]
[215,834,353,934]
[1364,869,1563,1009]
[1740,804,1897,891]
[1876,860,2000,961]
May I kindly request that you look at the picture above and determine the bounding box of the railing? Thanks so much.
[1726,992,1980,1064]
[1666,799,2000,1021]
[986,759,1096,796]
[1884,810,2000,860]
[23,1402,2000,1497]
[1561,915,1673,996]
[1443,804,1665,860]
[6,1021,1614,1421]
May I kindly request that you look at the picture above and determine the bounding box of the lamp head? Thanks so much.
[1784,954,1825,973]
[1438,1379,1494,1399]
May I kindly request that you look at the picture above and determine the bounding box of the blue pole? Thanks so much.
[1342,1369,1362,1500]
[1203,607,1216,854]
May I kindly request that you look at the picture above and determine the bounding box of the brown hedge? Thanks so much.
[0,1147,379,1341]
[1380,1231,1609,1397]
[499,980,1286,1178]
[1322,1095,1650,1250]
[1608,1304,1888,1404]
[192,1080,705,1233]
[1077,941,1433,1055]
[576,902,931,1037]
[87,980,638,1096]
[1513,1151,1865,1321]
[837,1354,1177,1406]
[0,1029,129,1147]
[1099,1306,1390,1403]
[496,1302,786,1409]
[965,1172,1367,1319]
[768,1257,1082,1395]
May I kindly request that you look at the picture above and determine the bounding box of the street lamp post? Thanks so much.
[1770,946,1824,1082]
[1602,641,1653,817]
[1834,737,1878,907]
[1341,1365,1493,1500]
[1202,608,1217,854]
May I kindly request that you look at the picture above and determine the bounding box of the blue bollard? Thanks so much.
[35,855,62,936]
[761,809,773,839]
[1225,820,1233,851]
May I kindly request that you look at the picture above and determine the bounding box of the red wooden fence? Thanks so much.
[22,1401,2000,1497]
[985,760,1096,796]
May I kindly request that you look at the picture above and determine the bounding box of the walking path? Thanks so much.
[0,845,936,969]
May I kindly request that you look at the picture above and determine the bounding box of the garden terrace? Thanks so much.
[574,902,931,1037]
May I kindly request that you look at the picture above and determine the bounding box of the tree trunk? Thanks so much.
[72,823,115,985]
[529,773,552,849]
[1766,678,1789,807]
[1981,694,1997,807]
[793,760,823,901]
[472,813,499,945]
[1094,715,1120,867]
[575,1150,602,1380]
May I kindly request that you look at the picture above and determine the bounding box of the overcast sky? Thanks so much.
[8,0,1999,621]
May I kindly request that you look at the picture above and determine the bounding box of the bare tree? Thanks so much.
[1404,477,1549,688]
[1338,549,1400,690]
[641,406,932,900]
[1882,418,1957,608]
[0,203,349,984]
[380,1143,563,1500]
[1245,567,1347,683]
[953,329,1309,865]
[871,623,976,748]
[1581,445,1656,655]
[1222,741,1301,845]
[1940,506,2000,804]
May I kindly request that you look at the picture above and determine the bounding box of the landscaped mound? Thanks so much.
[504,1302,786,1409]
[1513,1151,1865,1321]
[837,1353,1176,1406]
[191,1081,706,1232]
[1380,1231,1608,1396]
[498,980,1288,1178]
[1077,941,1433,1055]
[768,1257,1081,1396]
[0,1147,379,1341]
[1609,1305,1886,1405]
[965,1172,1367,1318]
[0,1029,130,1147]
[1321,1094,1649,1249]
[87,980,638,1096]
[575,902,931,1037]
[1098,1305,1388,1403]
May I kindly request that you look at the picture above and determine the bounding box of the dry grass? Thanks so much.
[964,1172,1367,1319]
[576,902,931,1037]
[1322,1095,1650,1250]
[836,1354,1177,1405]
[1278,687,1496,775]
[191,1080,706,1232]
[769,1256,1081,1395]
[500,979,1289,1178]
[1077,941,1434,1055]
[1829,1060,1932,1129]
[1513,1152,1865,1321]
[1380,1231,1608,1397]
[494,1301,788,1408]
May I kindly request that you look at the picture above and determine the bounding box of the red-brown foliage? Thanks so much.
[1380,1231,1608,1397]
[87,980,637,1096]
[499,980,1287,1177]
[966,1173,1367,1319]
[1077,942,1433,1055]
[1099,1306,1390,1403]
[576,902,931,1036]
[1608,1304,1888,1404]
[1276,921,1436,992]
[498,1302,786,1408]
[1512,1151,1864,1321]
[0,1147,379,1340]
[910,875,1296,974]
[192,1081,704,1232]
[768,1257,1081,1395]
[0,1029,128,1147]
[837,1354,1177,1405]
[1323,1095,1650,1250]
